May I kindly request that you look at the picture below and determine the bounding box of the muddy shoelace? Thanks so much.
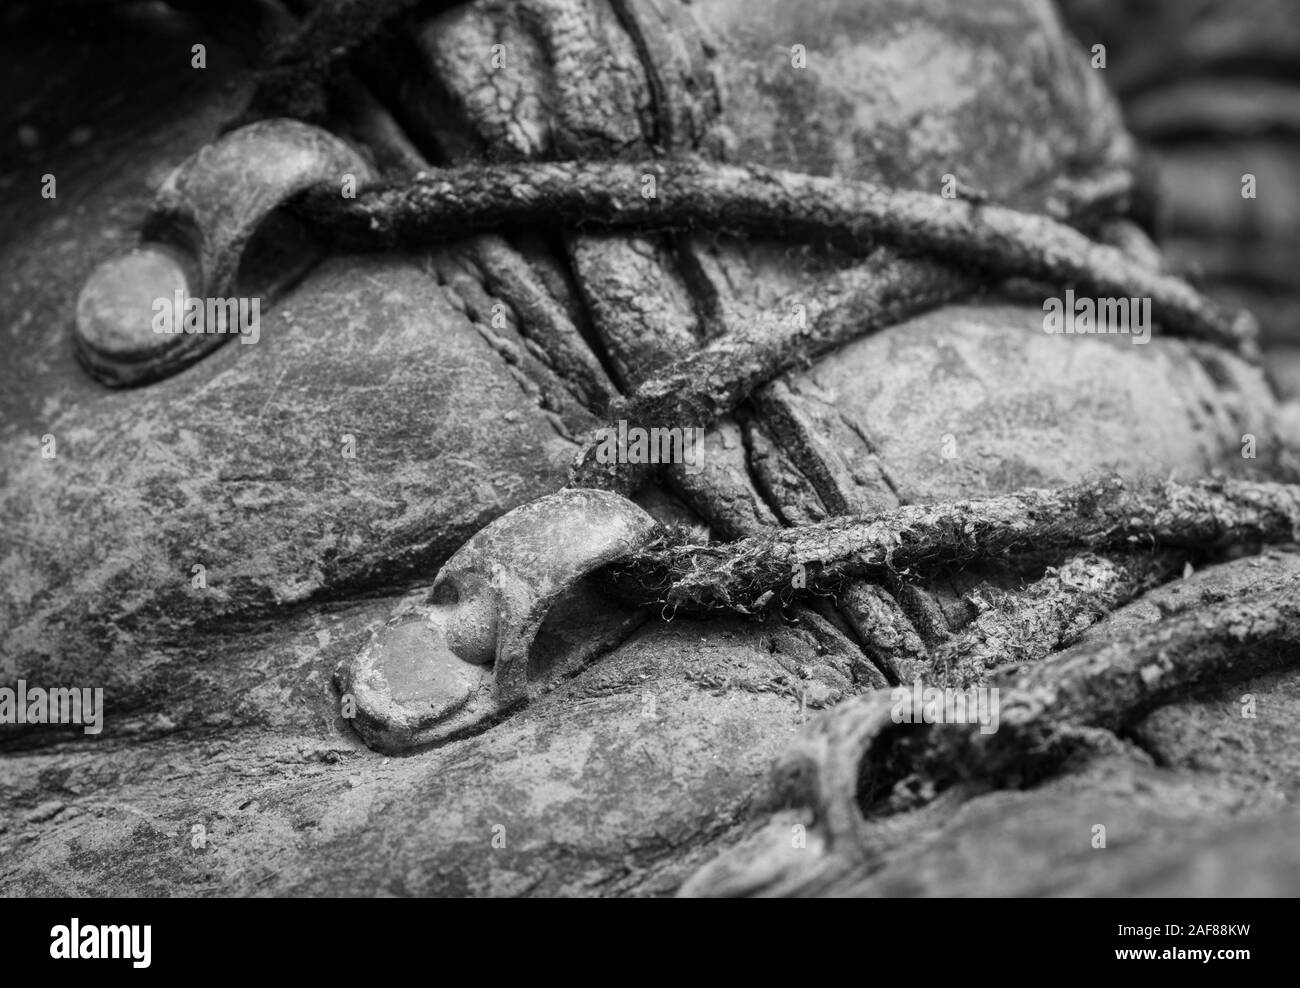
[293,169,1300,706]
[230,0,1300,814]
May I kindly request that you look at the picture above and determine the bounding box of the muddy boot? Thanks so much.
[1,0,1297,897]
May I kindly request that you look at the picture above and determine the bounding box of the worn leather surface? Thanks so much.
[1,0,1297,895]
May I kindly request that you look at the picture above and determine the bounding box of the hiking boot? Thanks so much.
[2,0,1297,896]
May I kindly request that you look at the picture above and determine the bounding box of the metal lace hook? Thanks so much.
[74,119,373,386]
[337,489,659,754]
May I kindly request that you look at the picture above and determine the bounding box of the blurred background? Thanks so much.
[1059,0,1300,398]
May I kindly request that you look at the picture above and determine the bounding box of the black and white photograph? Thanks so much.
[1,0,1297,947]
